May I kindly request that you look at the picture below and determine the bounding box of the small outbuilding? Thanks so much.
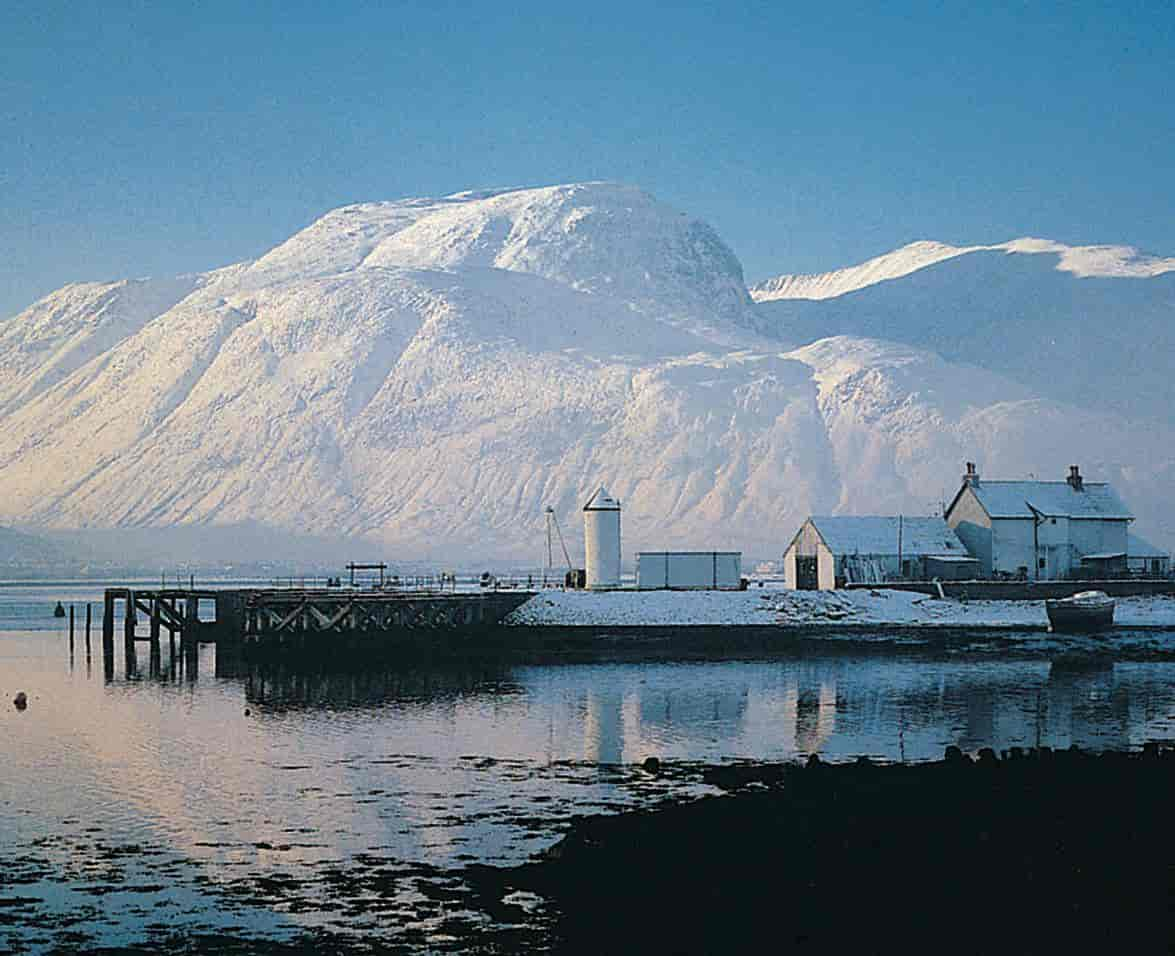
[783,516,976,590]
[636,551,742,590]
[1127,532,1170,578]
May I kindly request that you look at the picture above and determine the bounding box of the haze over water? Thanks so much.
[3,582,1175,952]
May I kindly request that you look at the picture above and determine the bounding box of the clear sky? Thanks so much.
[3,0,1174,317]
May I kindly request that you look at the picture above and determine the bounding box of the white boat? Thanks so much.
[1045,590,1115,633]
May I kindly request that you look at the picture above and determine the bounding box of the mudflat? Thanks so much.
[476,747,1175,953]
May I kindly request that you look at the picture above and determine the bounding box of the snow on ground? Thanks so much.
[505,588,1175,629]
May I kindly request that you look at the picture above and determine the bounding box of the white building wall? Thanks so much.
[584,499,621,589]
[991,518,1035,576]
[945,486,993,575]
[1069,519,1129,561]
[668,552,720,588]
[783,542,798,589]
[714,553,742,588]
[1035,515,1071,579]
[818,546,836,590]
[635,552,742,589]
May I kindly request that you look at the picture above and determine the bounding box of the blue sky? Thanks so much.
[3,1,1174,316]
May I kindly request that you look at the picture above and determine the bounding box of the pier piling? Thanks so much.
[102,592,115,681]
[85,603,92,663]
[124,589,137,677]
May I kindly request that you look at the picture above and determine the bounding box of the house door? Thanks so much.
[796,556,818,590]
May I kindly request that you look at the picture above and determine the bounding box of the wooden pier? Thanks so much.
[102,586,533,673]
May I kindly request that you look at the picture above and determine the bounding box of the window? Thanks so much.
[1038,558,1046,569]
[1050,518,1056,525]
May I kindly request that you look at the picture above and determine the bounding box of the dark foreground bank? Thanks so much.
[471,747,1175,954]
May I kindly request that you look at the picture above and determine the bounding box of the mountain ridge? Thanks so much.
[1,182,1171,561]
[750,237,1175,301]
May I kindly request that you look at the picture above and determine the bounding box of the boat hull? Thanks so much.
[1045,602,1115,633]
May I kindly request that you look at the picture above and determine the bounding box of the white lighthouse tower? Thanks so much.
[583,487,621,589]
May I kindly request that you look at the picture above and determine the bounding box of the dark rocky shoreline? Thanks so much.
[471,747,1175,953]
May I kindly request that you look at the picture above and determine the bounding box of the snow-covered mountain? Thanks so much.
[752,239,1175,424]
[1,182,1172,561]
[749,238,1175,302]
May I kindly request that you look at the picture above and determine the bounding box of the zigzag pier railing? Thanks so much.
[102,586,534,675]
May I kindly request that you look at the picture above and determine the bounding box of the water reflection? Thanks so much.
[6,622,1175,953]
[242,662,521,710]
[182,650,1175,761]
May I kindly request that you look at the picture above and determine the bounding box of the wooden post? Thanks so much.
[149,635,161,678]
[85,603,92,662]
[124,589,137,677]
[150,597,161,643]
[69,604,75,659]
[102,591,115,681]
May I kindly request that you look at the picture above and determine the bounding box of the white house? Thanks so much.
[943,463,1134,580]
[783,516,975,590]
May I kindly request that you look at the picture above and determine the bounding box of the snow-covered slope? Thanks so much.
[1,183,1171,560]
[750,237,1175,301]
[750,241,984,301]
[753,241,1175,424]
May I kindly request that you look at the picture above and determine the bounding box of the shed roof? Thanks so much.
[1128,532,1168,559]
[962,481,1132,520]
[805,516,968,557]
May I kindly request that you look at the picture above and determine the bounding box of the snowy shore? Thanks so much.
[504,587,1175,630]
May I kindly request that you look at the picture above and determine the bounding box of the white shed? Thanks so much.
[636,552,742,590]
[783,516,974,590]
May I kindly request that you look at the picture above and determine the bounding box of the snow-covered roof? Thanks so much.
[805,516,968,557]
[1128,533,1168,558]
[962,481,1132,520]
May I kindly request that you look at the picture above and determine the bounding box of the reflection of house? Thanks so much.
[944,463,1136,580]
[783,516,975,590]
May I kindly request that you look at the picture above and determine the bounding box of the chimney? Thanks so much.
[1067,465,1084,491]
[962,461,980,487]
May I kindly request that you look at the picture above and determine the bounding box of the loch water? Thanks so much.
[3,582,1175,953]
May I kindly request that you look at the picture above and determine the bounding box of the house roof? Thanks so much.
[959,481,1132,520]
[1128,532,1168,559]
[804,516,968,557]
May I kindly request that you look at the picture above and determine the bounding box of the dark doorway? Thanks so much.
[796,555,819,590]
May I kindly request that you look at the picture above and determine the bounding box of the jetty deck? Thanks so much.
[101,585,533,676]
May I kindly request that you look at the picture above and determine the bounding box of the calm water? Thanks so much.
[3,583,1175,952]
